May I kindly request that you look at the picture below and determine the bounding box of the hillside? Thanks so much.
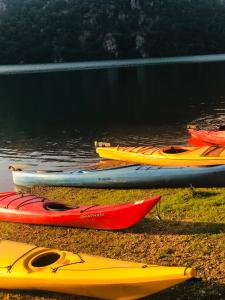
[0,0,225,64]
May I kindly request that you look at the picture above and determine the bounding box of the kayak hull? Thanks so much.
[0,192,160,230]
[0,240,196,299]
[11,163,225,187]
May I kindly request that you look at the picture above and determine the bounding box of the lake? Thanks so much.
[1,57,225,190]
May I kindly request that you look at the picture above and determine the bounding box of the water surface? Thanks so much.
[1,59,225,190]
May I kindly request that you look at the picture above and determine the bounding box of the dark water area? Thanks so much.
[1,60,225,191]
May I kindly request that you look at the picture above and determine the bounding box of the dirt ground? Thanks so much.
[1,186,225,299]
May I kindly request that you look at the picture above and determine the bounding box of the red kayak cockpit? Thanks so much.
[44,202,75,211]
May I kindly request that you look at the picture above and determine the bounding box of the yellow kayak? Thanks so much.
[96,142,225,167]
[0,240,196,299]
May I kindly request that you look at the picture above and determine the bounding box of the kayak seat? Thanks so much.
[44,202,75,211]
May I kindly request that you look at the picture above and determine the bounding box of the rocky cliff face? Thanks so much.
[0,0,225,64]
[0,0,6,13]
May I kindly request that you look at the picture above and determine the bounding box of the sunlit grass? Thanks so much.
[1,186,225,299]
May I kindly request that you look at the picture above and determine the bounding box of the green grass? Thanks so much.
[1,186,225,299]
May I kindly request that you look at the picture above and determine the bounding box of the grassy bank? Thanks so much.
[1,186,225,299]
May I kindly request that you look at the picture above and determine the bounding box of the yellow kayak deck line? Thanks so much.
[96,142,225,166]
[0,240,196,299]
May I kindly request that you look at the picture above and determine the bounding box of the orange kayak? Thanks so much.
[188,137,213,147]
[96,142,225,167]
[188,128,225,146]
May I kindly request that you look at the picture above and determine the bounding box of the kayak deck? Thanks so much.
[96,143,225,166]
[0,240,196,299]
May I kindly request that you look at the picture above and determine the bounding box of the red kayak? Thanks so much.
[0,192,160,230]
[188,128,225,145]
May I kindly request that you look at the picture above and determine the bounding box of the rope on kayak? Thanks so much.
[189,184,197,197]
[16,197,48,209]
[0,192,70,210]
[155,199,162,220]
[183,266,189,276]
[5,194,34,209]
[200,146,224,157]
[0,246,39,272]
[0,193,47,209]
[51,253,85,273]
[0,192,52,209]
[0,193,20,202]
[80,205,99,213]
[55,265,149,272]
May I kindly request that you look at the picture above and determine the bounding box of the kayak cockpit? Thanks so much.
[44,202,75,211]
[29,251,62,268]
[162,146,190,154]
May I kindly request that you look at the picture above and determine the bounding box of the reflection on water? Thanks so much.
[1,53,225,75]
[1,61,225,190]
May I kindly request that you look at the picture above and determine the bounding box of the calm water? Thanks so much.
[1,59,225,191]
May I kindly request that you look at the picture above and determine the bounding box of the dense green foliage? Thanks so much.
[0,0,225,64]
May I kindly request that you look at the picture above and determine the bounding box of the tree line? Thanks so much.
[0,0,225,64]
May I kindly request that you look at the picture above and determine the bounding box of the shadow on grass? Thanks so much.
[1,279,225,300]
[190,188,219,198]
[0,290,92,300]
[126,218,225,235]
[149,279,225,299]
